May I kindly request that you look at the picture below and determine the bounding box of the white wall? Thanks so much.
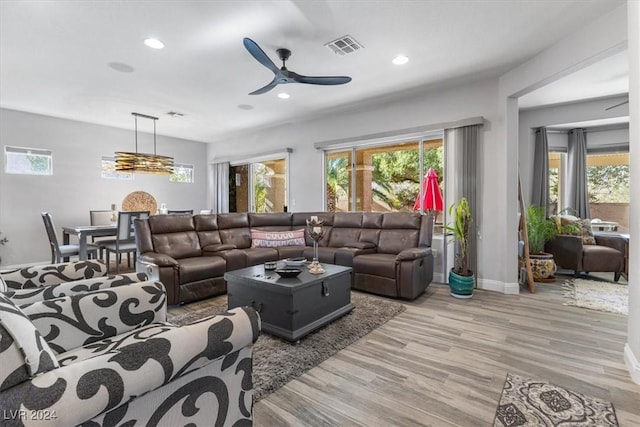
[207,78,502,287]
[625,0,640,385]
[518,97,630,204]
[0,108,208,266]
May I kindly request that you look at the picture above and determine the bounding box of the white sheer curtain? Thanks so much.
[211,162,229,214]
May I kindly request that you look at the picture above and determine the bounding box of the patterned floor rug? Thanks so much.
[494,373,618,426]
[562,279,628,315]
[168,292,405,401]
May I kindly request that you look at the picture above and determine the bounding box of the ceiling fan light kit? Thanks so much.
[243,38,352,95]
[115,112,174,175]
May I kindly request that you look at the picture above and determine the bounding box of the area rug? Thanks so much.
[562,279,628,315]
[168,292,405,401]
[494,373,618,426]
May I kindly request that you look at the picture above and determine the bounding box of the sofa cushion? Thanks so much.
[178,256,226,284]
[243,248,279,266]
[0,293,59,388]
[152,231,202,259]
[251,229,305,248]
[353,253,397,278]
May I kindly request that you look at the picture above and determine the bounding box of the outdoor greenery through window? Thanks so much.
[169,163,194,183]
[4,146,53,175]
[586,152,629,203]
[325,139,444,213]
[548,150,630,232]
[101,156,133,180]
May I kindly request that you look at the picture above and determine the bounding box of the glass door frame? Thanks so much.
[230,151,290,213]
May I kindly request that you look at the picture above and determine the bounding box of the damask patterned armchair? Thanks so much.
[0,260,148,305]
[0,281,261,426]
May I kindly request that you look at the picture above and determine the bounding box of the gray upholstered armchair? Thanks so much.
[0,281,260,426]
[545,233,626,281]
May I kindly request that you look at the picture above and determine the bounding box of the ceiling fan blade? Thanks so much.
[243,38,281,75]
[249,77,280,95]
[605,100,629,111]
[292,73,352,86]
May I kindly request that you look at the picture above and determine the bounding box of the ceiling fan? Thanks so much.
[243,38,352,95]
[605,99,629,111]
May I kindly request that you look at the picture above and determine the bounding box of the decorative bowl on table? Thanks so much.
[284,257,307,266]
[274,268,302,278]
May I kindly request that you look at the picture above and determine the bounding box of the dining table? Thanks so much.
[62,224,117,260]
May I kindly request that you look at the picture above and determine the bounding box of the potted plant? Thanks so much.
[443,197,474,298]
[525,205,557,281]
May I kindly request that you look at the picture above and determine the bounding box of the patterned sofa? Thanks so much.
[135,211,434,305]
[0,260,148,306]
[0,280,261,426]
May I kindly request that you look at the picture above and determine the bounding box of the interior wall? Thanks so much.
[0,108,208,266]
[207,77,501,286]
[625,0,639,384]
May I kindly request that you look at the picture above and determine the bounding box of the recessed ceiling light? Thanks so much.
[167,111,184,118]
[392,55,409,65]
[144,38,165,49]
[277,92,290,99]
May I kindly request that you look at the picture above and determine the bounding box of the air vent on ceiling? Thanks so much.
[325,35,363,56]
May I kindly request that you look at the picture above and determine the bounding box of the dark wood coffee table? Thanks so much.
[225,263,353,342]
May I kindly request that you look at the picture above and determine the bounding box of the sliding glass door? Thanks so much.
[229,157,288,213]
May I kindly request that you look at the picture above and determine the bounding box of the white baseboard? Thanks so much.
[624,343,640,384]
[477,278,520,294]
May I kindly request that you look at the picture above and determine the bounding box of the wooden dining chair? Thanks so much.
[41,212,99,263]
[100,211,149,273]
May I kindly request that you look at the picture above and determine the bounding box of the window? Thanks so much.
[548,149,629,232]
[325,138,444,213]
[548,152,562,215]
[169,163,194,183]
[101,156,134,180]
[4,146,53,175]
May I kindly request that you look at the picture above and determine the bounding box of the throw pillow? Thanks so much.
[0,294,59,384]
[251,229,305,248]
[578,219,596,245]
[0,274,6,292]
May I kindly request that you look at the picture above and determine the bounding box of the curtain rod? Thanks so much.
[313,116,484,150]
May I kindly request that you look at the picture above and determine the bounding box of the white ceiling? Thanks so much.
[0,0,627,143]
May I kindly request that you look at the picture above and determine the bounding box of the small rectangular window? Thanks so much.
[101,156,134,180]
[170,163,194,183]
[4,146,53,175]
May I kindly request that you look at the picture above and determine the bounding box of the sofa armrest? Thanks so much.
[139,252,179,267]
[594,234,627,253]
[4,272,149,307]
[545,235,583,270]
[19,281,167,354]
[0,307,260,427]
[396,247,432,261]
[344,242,376,250]
[0,260,107,290]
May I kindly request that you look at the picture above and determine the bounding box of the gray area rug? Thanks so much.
[168,292,405,401]
[562,278,628,315]
[494,373,618,426]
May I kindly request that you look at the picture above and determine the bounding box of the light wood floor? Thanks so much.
[164,272,639,426]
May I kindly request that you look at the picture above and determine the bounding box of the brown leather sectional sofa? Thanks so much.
[135,211,434,305]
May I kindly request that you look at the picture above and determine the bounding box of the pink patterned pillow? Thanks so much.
[251,229,305,248]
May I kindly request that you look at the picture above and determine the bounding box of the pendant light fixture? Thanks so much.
[115,112,174,174]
